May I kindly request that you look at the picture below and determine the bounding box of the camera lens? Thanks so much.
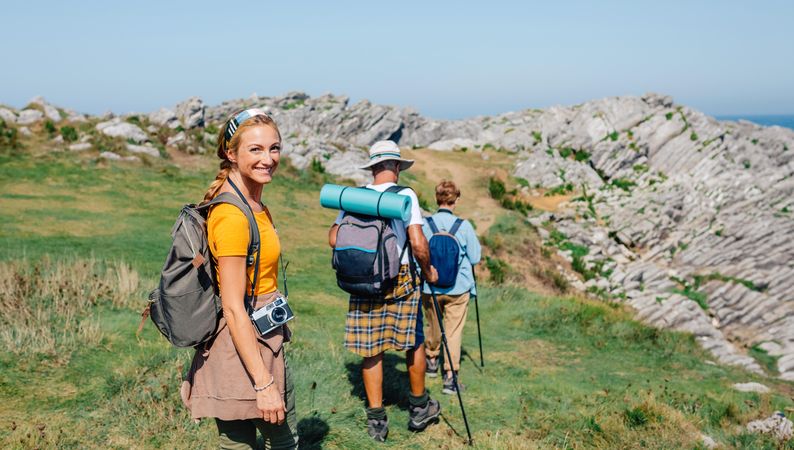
[270,306,288,324]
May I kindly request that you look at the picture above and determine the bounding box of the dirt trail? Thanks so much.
[405,148,570,232]
[403,149,507,234]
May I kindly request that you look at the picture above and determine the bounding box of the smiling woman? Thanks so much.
[180,109,299,449]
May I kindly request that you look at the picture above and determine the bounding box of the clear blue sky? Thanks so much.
[1,1,792,119]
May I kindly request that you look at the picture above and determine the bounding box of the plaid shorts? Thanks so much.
[344,265,424,357]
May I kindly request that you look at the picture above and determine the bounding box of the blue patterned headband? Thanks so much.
[224,108,271,143]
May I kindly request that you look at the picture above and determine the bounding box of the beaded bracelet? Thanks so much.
[253,375,275,392]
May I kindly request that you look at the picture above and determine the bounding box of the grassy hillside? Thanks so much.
[1,149,793,449]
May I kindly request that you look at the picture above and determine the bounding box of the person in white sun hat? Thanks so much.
[328,140,441,442]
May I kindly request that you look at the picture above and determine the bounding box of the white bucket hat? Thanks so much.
[359,140,414,171]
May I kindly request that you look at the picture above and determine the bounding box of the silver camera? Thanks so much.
[250,296,294,335]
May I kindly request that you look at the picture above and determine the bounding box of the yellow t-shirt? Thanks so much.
[207,203,281,296]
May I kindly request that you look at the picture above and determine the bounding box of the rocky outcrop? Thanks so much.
[29,96,62,122]
[500,94,794,379]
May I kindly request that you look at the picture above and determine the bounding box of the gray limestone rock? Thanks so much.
[175,97,205,129]
[100,151,140,162]
[126,143,160,158]
[428,138,476,151]
[29,97,62,122]
[96,118,149,143]
[732,382,771,393]
[68,142,93,152]
[17,109,43,125]
[166,131,186,147]
[747,412,793,441]
[0,108,17,123]
[149,108,180,129]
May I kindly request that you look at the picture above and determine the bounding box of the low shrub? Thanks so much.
[485,256,509,284]
[488,177,506,200]
[60,125,78,142]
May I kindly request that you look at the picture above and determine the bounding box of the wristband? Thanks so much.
[253,375,275,392]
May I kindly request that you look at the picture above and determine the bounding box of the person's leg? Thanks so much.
[421,293,442,363]
[406,303,441,431]
[216,419,257,450]
[442,293,470,377]
[255,359,299,450]
[362,352,384,408]
[406,345,427,396]
[362,352,388,441]
[407,343,441,431]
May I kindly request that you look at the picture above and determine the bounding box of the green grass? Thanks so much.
[1,152,793,448]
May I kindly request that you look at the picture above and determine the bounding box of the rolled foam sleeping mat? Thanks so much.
[319,184,411,221]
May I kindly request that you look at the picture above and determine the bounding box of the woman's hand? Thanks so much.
[257,384,286,424]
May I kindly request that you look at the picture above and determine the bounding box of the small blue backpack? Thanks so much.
[426,216,464,288]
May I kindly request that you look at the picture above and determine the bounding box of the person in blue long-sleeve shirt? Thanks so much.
[421,180,481,394]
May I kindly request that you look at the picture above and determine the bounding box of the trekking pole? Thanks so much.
[429,283,473,445]
[472,270,484,367]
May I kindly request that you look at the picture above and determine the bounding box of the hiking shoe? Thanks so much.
[408,398,441,432]
[367,417,389,442]
[425,357,439,378]
[442,373,465,395]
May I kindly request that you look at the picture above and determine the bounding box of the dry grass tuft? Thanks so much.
[0,256,141,361]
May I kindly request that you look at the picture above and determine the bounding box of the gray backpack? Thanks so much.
[332,185,413,297]
[140,182,261,348]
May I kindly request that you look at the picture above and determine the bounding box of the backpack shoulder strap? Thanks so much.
[449,218,464,236]
[199,188,261,306]
[202,192,261,256]
[385,184,411,194]
[425,216,440,234]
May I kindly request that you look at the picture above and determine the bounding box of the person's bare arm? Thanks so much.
[328,224,339,248]
[217,256,285,424]
[408,224,437,283]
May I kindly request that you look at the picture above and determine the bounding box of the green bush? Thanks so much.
[544,182,574,196]
[574,150,591,162]
[0,119,19,152]
[611,178,635,192]
[310,158,325,174]
[624,407,649,428]
[282,99,305,110]
[690,131,699,141]
[608,131,619,141]
[60,125,78,143]
[44,120,57,135]
[499,196,533,215]
[488,177,506,200]
[485,256,509,284]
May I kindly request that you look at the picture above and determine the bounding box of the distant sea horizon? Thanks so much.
[715,114,794,131]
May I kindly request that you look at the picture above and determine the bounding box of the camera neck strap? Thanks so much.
[226,177,289,306]
[226,177,261,306]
